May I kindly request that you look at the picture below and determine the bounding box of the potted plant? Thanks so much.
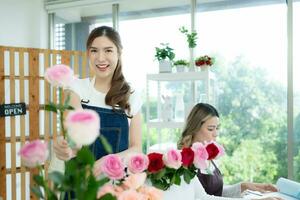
[179,26,197,70]
[155,43,175,73]
[173,59,189,72]
[179,26,197,49]
[195,55,215,71]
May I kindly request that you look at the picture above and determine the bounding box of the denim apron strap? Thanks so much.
[197,160,224,196]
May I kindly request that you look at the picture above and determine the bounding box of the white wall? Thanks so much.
[0,0,48,48]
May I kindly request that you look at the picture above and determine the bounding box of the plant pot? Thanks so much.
[189,48,196,72]
[195,65,209,72]
[200,65,209,71]
[175,65,185,72]
[159,60,172,73]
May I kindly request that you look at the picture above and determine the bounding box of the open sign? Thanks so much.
[0,103,26,117]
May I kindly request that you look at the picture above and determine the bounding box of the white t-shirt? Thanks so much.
[162,177,244,200]
[66,77,142,116]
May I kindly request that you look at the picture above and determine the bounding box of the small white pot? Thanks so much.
[159,60,172,73]
[175,65,186,72]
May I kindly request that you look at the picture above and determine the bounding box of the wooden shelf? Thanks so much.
[146,70,215,81]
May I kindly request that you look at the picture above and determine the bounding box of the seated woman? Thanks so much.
[176,103,282,200]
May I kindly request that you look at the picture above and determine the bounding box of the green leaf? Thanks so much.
[77,147,95,166]
[98,193,117,200]
[59,192,66,200]
[183,169,192,184]
[31,186,44,198]
[65,105,74,110]
[48,171,64,185]
[80,177,99,200]
[66,134,77,149]
[99,135,113,154]
[174,173,181,185]
[153,168,166,180]
[97,177,110,187]
[47,190,58,200]
[33,175,44,186]
[64,93,71,107]
[45,103,58,113]
[151,179,169,190]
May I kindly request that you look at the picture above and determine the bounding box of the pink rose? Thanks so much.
[138,186,163,200]
[192,142,209,170]
[45,64,74,88]
[18,140,48,168]
[122,173,147,190]
[101,154,125,180]
[118,190,145,200]
[126,153,149,174]
[163,149,182,169]
[65,109,100,146]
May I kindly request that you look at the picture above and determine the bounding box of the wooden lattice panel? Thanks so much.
[0,46,88,200]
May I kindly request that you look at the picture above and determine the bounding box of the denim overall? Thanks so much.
[82,104,129,159]
[65,103,129,199]
[197,161,224,196]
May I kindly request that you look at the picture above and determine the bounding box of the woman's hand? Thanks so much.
[241,182,278,193]
[53,136,74,161]
[93,157,104,178]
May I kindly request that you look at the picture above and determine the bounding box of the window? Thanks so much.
[196,3,287,183]
[293,1,300,181]
[55,23,65,50]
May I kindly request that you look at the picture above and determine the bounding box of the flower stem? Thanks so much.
[38,165,51,199]
[58,87,67,139]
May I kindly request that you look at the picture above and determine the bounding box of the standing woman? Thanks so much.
[49,26,142,177]
[177,103,281,200]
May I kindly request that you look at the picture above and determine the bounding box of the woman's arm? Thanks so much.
[194,178,282,200]
[222,183,242,197]
[122,111,143,153]
[241,182,278,193]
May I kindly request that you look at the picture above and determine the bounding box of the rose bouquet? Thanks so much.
[95,141,225,194]
[195,55,215,68]
[147,141,225,190]
[19,64,114,200]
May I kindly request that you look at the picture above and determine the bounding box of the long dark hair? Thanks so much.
[86,26,132,117]
[178,103,219,149]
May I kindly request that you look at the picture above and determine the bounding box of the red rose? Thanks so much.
[181,148,194,167]
[147,152,164,173]
[206,143,220,160]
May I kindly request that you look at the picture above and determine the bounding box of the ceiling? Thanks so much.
[44,0,285,23]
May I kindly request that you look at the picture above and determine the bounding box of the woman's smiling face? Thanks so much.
[88,36,119,81]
